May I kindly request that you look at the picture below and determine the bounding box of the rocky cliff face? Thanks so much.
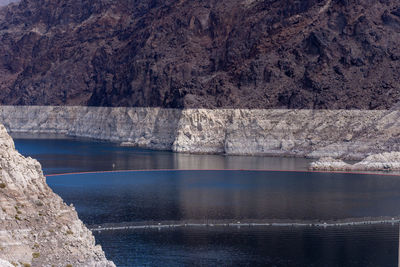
[0,124,114,266]
[3,106,400,160]
[0,0,398,109]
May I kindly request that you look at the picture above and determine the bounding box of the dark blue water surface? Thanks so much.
[13,134,311,174]
[47,170,400,224]
[94,225,399,267]
[13,136,400,267]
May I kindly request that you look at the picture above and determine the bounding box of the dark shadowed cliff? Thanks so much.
[0,0,399,109]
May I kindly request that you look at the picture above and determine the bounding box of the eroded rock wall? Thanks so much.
[0,123,114,266]
[0,106,182,150]
[2,106,400,160]
[0,0,399,110]
[173,109,400,159]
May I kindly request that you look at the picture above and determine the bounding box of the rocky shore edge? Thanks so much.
[309,152,400,172]
[0,124,114,267]
[2,105,400,167]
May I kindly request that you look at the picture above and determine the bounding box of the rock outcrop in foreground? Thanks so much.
[310,152,400,171]
[0,0,399,109]
[0,124,114,266]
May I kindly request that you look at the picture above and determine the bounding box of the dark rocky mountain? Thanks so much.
[0,0,399,109]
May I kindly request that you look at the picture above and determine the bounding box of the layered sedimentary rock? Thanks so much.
[0,124,114,266]
[310,152,400,171]
[2,105,400,160]
[0,106,182,150]
[0,0,399,109]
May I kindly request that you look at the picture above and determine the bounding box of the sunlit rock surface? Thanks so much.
[309,157,351,171]
[310,152,400,171]
[2,106,400,160]
[0,124,114,266]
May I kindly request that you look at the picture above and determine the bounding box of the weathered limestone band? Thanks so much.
[1,105,400,160]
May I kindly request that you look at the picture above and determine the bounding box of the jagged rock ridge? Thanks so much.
[0,0,399,108]
[0,124,114,266]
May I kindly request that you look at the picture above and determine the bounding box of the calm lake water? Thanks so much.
[13,135,400,267]
[47,170,400,224]
[12,134,311,174]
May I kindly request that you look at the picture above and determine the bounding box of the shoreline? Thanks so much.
[0,124,115,266]
[2,105,400,171]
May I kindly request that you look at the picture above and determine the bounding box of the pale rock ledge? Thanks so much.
[309,152,400,171]
[3,106,400,160]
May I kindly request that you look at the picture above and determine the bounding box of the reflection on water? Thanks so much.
[13,135,311,174]
[47,170,400,225]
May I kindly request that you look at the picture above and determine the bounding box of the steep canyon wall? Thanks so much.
[1,106,400,160]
